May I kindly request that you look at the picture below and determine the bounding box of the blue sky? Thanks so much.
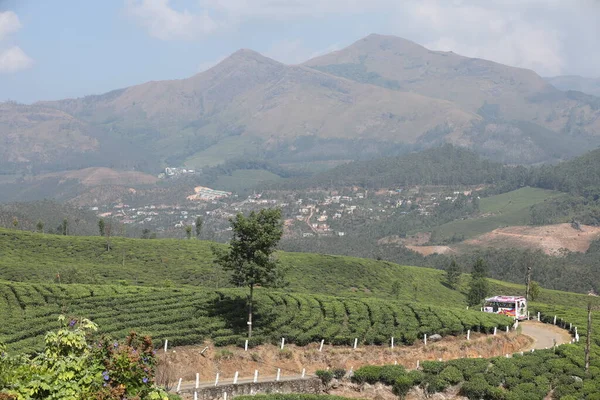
[1,0,599,103]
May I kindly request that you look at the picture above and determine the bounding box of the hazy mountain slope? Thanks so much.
[39,50,477,167]
[0,103,98,171]
[546,75,600,97]
[305,34,600,163]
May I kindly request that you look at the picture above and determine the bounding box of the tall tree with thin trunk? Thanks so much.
[467,258,489,307]
[61,218,68,236]
[445,259,461,289]
[36,220,44,234]
[585,301,593,373]
[98,219,105,237]
[185,225,192,240]
[195,217,203,238]
[212,208,283,338]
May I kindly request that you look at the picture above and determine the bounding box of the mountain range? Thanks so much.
[2,34,600,176]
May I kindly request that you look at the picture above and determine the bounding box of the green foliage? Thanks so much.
[315,370,334,385]
[0,316,170,400]
[445,260,461,290]
[467,258,489,306]
[0,282,510,353]
[98,219,105,237]
[530,281,541,301]
[184,225,192,240]
[332,368,346,380]
[236,396,352,400]
[195,217,203,238]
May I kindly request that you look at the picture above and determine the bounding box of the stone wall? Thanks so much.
[179,378,323,400]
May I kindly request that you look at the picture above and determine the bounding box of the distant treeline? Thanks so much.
[280,236,600,295]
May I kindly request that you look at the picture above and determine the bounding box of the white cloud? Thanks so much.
[0,46,33,73]
[125,0,600,77]
[0,11,21,41]
[402,1,568,76]
[125,0,218,40]
[0,11,32,73]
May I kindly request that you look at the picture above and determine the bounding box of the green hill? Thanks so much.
[430,187,562,243]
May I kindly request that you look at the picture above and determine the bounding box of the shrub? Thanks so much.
[214,349,234,361]
[351,366,382,384]
[332,368,346,380]
[379,365,406,385]
[279,348,293,360]
[316,370,334,385]
[392,375,414,399]
[420,360,445,375]
[440,365,464,385]
[460,376,491,400]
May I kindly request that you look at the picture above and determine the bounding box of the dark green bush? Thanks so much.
[332,368,346,380]
[392,375,414,399]
[379,365,406,385]
[351,366,381,384]
[460,376,491,400]
[440,365,464,385]
[420,360,445,375]
[315,370,334,385]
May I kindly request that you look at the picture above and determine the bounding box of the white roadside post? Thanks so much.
[254,370,259,383]
[195,373,200,389]
[554,315,557,325]
[467,330,471,341]
[416,360,420,369]
[424,334,427,345]
[233,371,239,385]
[224,392,227,400]
[319,339,325,352]
[194,392,198,400]
[493,327,497,336]
[353,338,358,349]
[281,338,285,350]
[276,368,281,381]
[302,368,306,378]
[245,340,248,351]
[215,373,220,387]
[164,339,168,353]
[391,337,394,349]
[506,326,509,333]
[176,378,182,393]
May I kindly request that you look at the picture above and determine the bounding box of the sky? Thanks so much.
[1,0,599,103]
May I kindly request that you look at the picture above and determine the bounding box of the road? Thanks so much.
[519,320,572,350]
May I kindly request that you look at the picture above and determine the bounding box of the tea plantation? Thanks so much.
[0,280,512,353]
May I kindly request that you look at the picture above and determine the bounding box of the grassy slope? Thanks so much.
[213,169,283,192]
[184,136,262,168]
[431,187,562,242]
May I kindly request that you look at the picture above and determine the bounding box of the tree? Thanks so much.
[61,218,68,236]
[185,225,192,240]
[467,258,489,306]
[36,220,44,234]
[98,219,105,237]
[11,217,18,229]
[141,228,152,239]
[445,259,461,289]
[530,281,541,301]
[195,216,203,238]
[212,208,283,338]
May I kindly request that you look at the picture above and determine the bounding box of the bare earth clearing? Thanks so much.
[162,332,534,388]
[405,223,600,256]
[38,167,158,186]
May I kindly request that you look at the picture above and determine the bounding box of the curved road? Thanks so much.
[519,320,572,350]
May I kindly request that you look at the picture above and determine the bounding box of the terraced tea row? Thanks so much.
[0,281,513,353]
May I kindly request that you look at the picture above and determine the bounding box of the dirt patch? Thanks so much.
[159,333,532,385]
[462,223,600,255]
[378,232,431,246]
[405,245,455,256]
[39,167,158,186]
